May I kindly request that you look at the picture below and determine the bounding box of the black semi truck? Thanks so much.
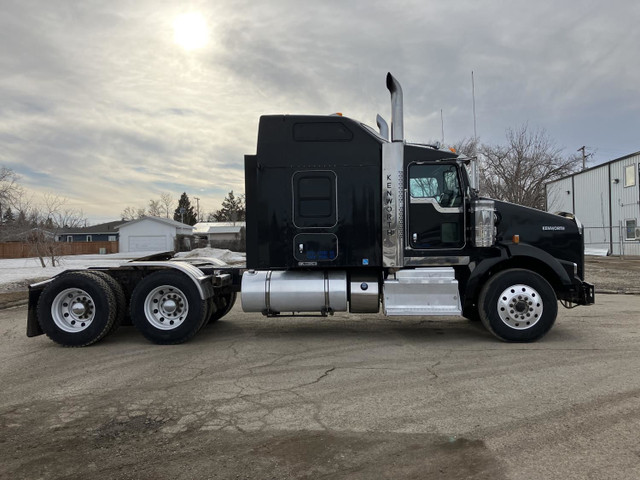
[27,73,594,347]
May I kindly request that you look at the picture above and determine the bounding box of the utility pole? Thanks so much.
[194,197,200,222]
[577,146,592,170]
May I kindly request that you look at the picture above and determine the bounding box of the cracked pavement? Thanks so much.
[1,294,640,479]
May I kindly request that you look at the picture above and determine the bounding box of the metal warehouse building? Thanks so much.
[546,151,640,256]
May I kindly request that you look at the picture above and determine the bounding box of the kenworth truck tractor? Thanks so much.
[27,73,595,346]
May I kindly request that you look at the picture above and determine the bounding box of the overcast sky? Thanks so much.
[1,0,638,223]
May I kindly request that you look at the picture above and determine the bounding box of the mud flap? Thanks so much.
[27,285,45,337]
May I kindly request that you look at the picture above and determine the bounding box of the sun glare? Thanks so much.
[173,12,209,50]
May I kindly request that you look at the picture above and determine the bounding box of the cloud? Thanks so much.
[0,0,638,222]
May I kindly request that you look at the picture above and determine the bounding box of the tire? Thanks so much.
[478,269,557,342]
[462,306,480,322]
[208,292,237,324]
[86,271,126,333]
[37,272,117,347]
[130,271,207,344]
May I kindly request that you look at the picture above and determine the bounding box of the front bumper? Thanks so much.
[560,279,595,305]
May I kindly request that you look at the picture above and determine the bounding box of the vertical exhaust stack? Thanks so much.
[376,114,389,141]
[381,73,405,268]
[386,73,404,142]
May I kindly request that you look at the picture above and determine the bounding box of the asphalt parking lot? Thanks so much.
[1,293,640,479]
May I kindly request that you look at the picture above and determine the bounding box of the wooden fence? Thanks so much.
[0,241,119,259]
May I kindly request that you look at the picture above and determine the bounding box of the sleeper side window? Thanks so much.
[293,171,337,228]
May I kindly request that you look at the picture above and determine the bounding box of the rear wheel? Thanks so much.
[86,271,126,333]
[130,271,207,344]
[37,272,117,347]
[478,269,557,342]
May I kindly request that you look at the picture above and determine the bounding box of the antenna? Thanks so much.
[471,71,478,189]
[440,109,444,146]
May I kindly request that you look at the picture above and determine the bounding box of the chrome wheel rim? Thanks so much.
[51,288,95,333]
[497,284,543,330]
[143,285,189,330]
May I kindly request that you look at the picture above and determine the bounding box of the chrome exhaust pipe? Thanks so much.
[386,72,404,142]
[376,114,389,141]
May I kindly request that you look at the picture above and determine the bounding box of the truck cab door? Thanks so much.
[407,162,465,250]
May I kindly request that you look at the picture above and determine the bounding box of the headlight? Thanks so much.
[473,199,496,247]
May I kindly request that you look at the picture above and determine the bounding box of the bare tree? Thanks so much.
[29,194,86,267]
[0,173,86,266]
[478,124,581,210]
[40,193,85,229]
[121,206,147,221]
[121,206,137,221]
[148,199,162,217]
[0,167,22,219]
[450,137,480,158]
[0,187,32,242]
[160,192,173,218]
[121,193,174,221]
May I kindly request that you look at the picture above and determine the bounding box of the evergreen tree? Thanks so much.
[16,209,28,226]
[2,207,15,225]
[216,191,245,222]
[44,217,55,230]
[173,192,197,225]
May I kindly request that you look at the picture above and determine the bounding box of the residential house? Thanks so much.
[55,220,126,243]
[193,222,245,244]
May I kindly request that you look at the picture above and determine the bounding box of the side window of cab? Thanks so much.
[409,164,462,208]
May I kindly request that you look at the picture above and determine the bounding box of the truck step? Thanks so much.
[383,267,462,316]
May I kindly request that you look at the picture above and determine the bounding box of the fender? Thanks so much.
[464,243,572,308]
[504,243,573,286]
[126,260,215,300]
[464,248,508,307]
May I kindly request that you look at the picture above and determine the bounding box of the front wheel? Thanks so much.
[130,271,207,344]
[478,269,557,342]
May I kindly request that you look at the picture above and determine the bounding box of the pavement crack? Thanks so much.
[295,366,336,389]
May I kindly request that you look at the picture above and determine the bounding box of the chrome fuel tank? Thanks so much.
[241,270,347,315]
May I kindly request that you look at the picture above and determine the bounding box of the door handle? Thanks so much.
[298,243,304,253]
[412,233,417,242]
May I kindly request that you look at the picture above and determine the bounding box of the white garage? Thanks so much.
[117,216,194,253]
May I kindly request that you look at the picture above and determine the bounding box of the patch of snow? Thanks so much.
[175,247,246,265]
[585,248,610,257]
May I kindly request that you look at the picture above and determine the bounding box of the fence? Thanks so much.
[0,241,119,259]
